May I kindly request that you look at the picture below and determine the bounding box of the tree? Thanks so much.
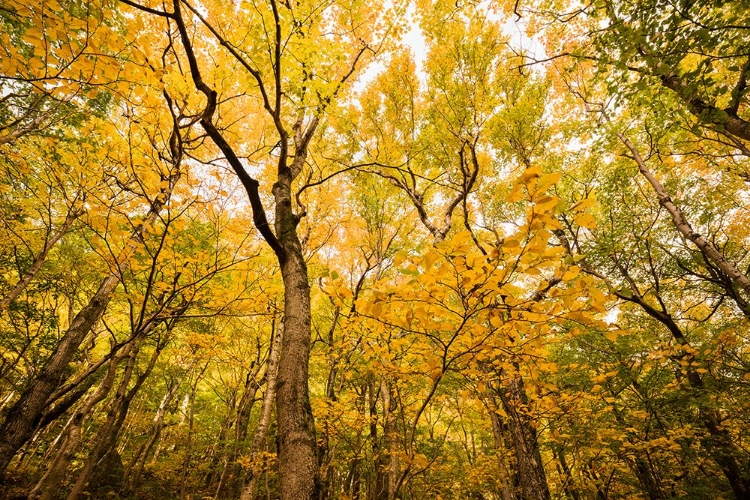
[2,0,750,498]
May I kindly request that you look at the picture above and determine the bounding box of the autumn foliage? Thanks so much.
[0,0,749,499]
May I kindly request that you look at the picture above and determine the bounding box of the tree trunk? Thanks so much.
[28,347,125,500]
[0,273,118,476]
[65,339,145,500]
[241,318,283,500]
[0,168,180,477]
[275,238,318,499]
[66,322,164,500]
[551,444,582,500]
[494,373,551,500]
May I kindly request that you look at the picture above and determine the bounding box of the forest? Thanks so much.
[0,0,748,498]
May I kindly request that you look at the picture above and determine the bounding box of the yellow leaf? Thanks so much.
[574,212,597,229]
[502,237,521,249]
[562,266,581,281]
[520,166,542,183]
[536,172,561,192]
[535,195,559,211]
[571,197,596,212]
[505,184,524,202]
[490,315,503,328]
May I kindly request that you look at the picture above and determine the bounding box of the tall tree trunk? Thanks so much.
[66,331,163,500]
[494,372,551,500]
[318,309,342,500]
[28,346,126,500]
[241,318,283,500]
[275,222,318,500]
[0,168,181,477]
[65,340,143,500]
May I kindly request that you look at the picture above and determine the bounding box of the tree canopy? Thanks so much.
[0,0,749,499]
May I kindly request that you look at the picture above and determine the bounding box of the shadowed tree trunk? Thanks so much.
[241,318,283,500]
[28,345,127,500]
[0,126,182,478]
[493,372,551,500]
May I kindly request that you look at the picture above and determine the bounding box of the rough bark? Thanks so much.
[273,149,319,499]
[274,222,318,499]
[0,272,115,476]
[28,348,125,500]
[494,373,551,500]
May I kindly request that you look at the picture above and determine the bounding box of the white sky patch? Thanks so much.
[352,3,424,93]
[353,1,547,94]
[605,305,621,325]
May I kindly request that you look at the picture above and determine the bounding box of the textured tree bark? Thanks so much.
[274,237,319,500]
[0,273,116,476]
[494,374,551,500]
